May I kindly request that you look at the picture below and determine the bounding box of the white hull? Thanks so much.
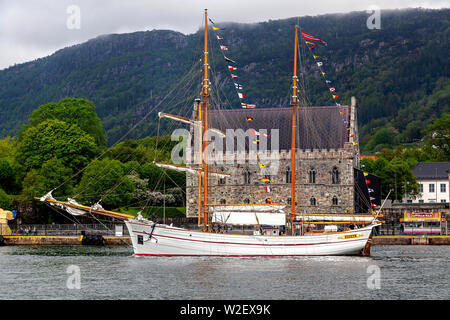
[125,219,378,257]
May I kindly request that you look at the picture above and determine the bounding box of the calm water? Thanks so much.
[0,245,448,300]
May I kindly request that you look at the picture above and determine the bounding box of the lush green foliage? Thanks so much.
[27,98,107,147]
[0,188,12,210]
[15,119,99,173]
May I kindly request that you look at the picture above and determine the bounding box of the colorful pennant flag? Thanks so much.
[265,186,271,193]
[238,92,245,99]
[329,87,335,92]
[301,30,327,44]
[216,35,223,40]
[220,45,228,51]
[228,65,237,70]
[246,116,254,121]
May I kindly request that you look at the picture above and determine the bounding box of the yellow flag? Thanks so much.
[363,172,369,176]
[332,94,339,99]
[352,141,358,145]
[259,163,267,168]
[212,26,220,30]
[313,55,318,59]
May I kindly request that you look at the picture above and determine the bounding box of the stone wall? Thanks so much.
[186,146,356,217]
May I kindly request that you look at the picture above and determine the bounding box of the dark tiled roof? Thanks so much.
[412,162,450,180]
[208,106,350,151]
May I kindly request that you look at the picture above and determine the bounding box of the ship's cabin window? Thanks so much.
[310,197,317,206]
[309,169,316,184]
[331,167,339,184]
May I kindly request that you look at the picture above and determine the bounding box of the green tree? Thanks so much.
[28,98,107,147]
[422,113,450,161]
[14,119,99,174]
[0,188,12,210]
[20,158,74,200]
[74,159,135,209]
[0,159,17,194]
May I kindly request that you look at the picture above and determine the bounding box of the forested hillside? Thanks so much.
[0,8,448,151]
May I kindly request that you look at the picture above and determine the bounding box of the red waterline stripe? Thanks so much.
[132,230,367,247]
[135,253,332,257]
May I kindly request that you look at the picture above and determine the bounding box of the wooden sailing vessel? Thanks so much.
[39,9,381,256]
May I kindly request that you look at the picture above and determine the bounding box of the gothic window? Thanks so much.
[309,168,316,184]
[310,197,317,206]
[332,196,338,206]
[218,177,226,185]
[286,167,291,183]
[220,199,226,204]
[244,170,251,184]
[244,198,250,204]
[331,167,339,184]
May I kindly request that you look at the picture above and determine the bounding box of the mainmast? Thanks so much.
[202,9,210,231]
[290,25,299,235]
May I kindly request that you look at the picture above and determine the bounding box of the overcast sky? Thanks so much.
[0,0,448,70]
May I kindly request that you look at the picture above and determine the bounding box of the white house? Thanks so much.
[403,162,450,204]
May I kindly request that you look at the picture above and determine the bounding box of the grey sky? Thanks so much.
[0,0,448,70]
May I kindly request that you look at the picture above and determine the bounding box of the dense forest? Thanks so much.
[0,8,448,152]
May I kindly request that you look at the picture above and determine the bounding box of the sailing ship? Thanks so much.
[39,9,382,256]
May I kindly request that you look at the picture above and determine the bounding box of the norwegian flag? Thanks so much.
[228,65,237,71]
[220,45,228,51]
[234,83,243,90]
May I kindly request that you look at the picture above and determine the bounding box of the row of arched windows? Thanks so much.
[231,167,341,185]
[219,196,340,206]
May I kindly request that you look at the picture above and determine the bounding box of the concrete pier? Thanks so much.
[372,235,450,245]
[2,235,131,246]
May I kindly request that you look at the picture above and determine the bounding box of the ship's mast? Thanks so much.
[202,9,210,231]
[290,25,299,235]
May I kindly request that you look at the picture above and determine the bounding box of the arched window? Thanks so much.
[309,168,316,184]
[331,167,339,184]
[244,170,251,184]
[332,196,338,206]
[286,167,291,183]
[244,198,250,204]
[310,197,317,206]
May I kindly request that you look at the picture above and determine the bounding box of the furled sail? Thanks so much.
[158,112,225,137]
[154,161,231,179]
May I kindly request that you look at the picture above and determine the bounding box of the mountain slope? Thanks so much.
[0,8,448,148]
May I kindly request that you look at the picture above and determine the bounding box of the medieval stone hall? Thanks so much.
[185,97,377,218]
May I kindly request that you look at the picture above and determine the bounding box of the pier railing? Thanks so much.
[9,223,129,237]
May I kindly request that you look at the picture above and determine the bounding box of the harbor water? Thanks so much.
[0,245,448,300]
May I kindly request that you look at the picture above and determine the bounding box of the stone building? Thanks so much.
[185,97,374,218]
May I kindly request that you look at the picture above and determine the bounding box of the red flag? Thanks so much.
[366,179,371,184]
[301,30,327,44]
